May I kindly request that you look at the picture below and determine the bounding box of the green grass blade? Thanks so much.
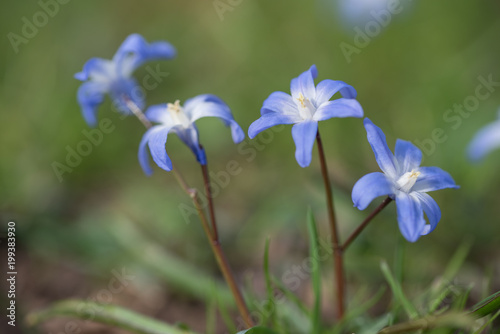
[26,299,196,334]
[307,208,322,334]
[472,309,500,334]
[452,285,473,311]
[428,285,453,313]
[442,241,471,282]
[216,288,237,334]
[270,277,309,316]
[431,241,471,298]
[109,217,234,306]
[333,286,386,333]
[380,261,418,320]
[471,290,500,318]
[237,327,279,334]
[358,314,392,334]
[377,312,475,334]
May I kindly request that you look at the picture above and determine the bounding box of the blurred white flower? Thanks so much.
[338,0,391,27]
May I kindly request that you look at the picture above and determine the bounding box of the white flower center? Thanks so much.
[91,61,119,83]
[296,93,315,119]
[396,169,420,193]
[167,100,190,128]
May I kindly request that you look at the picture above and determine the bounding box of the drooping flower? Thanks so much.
[75,34,176,126]
[352,118,459,242]
[467,110,500,162]
[138,94,245,175]
[248,65,363,167]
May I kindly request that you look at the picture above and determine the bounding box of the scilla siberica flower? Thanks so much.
[75,34,176,126]
[138,95,245,175]
[352,118,459,242]
[467,109,500,162]
[248,65,363,167]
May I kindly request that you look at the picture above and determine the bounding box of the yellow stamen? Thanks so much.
[297,93,306,108]
[410,170,421,178]
[396,169,421,193]
[167,99,182,114]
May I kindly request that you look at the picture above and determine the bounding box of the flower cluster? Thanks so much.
[76,36,460,243]
[248,66,458,242]
[76,34,243,175]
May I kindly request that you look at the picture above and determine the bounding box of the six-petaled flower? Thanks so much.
[352,118,459,242]
[248,65,363,167]
[138,94,245,175]
[467,109,500,162]
[75,34,176,126]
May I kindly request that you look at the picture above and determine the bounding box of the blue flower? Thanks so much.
[337,0,391,27]
[248,65,363,167]
[352,118,459,242]
[467,110,500,162]
[75,34,176,126]
[138,94,245,175]
[334,0,413,28]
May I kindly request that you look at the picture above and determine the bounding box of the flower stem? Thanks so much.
[127,99,253,327]
[200,154,219,241]
[342,197,393,251]
[188,189,254,328]
[315,130,344,319]
[124,96,152,128]
[198,154,253,326]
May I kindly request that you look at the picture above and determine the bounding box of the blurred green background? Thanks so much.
[1,1,499,333]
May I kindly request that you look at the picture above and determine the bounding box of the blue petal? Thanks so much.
[395,192,426,242]
[196,145,207,165]
[395,139,422,174]
[291,121,318,168]
[315,79,357,105]
[313,98,363,121]
[145,104,170,124]
[363,118,398,178]
[261,91,299,116]
[138,127,158,175]
[147,126,173,172]
[114,34,176,77]
[467,120,500,162]
[290,65,318,99]
[174,125,206,165]
[77,81,108,127]
[248,113,298,139]
[183,94,225,113]
[413,167,459,193]
[185,94,245,144]
[412,192,441,235]
[75,58,114,82]
[352,172,394,210]
[108,77,145,114]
